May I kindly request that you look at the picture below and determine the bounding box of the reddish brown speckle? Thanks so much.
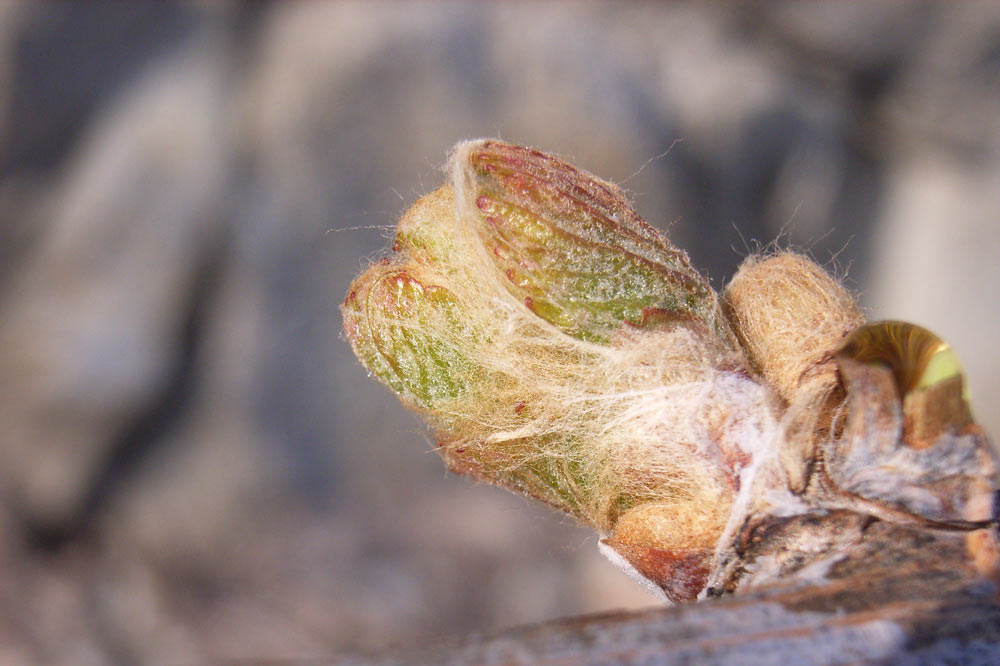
[378,257,391,266]
[514,401,526,414]
[476,195,491,211]
[502,155,524,168]
[504,175,526,191]
[524,296,535,311]
[505,268,515,281]
[392,240,402,252]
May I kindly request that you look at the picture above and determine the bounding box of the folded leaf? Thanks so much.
[461,140,726,343]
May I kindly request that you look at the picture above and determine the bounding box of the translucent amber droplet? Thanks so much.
[836,320,966,398]
[918,344,964,394]
[836,320,973,449]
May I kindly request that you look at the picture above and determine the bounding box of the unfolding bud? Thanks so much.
[342,140,997,604]
[343,140,772,602]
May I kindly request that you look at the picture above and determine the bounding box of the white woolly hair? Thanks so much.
[345,139,785,556]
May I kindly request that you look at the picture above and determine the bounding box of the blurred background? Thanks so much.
[0,2,999,664]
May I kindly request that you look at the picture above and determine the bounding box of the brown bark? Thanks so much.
[337,521,999,665]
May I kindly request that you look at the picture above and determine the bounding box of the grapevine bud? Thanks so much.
[344,140,999,606]
[342,140,771,602]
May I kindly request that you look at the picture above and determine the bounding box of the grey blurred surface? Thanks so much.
[0,2,998,664]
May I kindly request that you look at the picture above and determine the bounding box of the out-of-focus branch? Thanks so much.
[341,521,999,665]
